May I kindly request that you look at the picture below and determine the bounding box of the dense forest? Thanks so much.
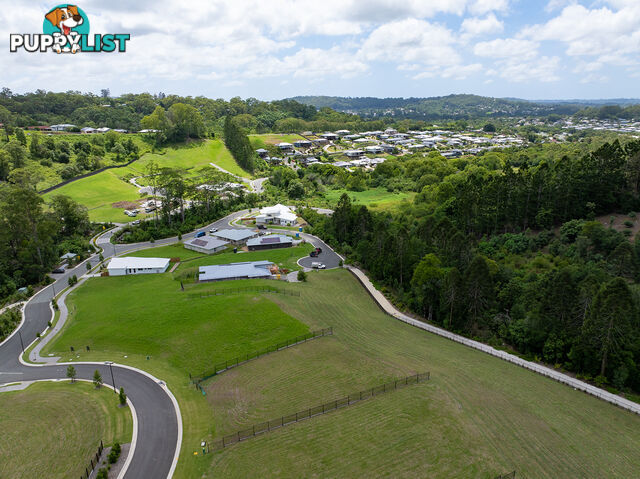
[302,139,640,395]
[290,94,589,119]
[0,185,93,303]
[0,88,379,134]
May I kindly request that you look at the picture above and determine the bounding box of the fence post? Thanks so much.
[253,425,255,436]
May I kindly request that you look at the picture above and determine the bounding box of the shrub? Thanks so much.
[97,468,108,479]
[624,220,633,228]
[297,270,307,282]
[629,212,636,218]
[108,442,122,464]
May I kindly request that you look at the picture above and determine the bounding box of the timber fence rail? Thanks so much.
[187,285,300,299]
[495,472,516,479]
[345,265,640,416]
[192,327,332,386]
[79,440,103,479]
[209,372,430,451]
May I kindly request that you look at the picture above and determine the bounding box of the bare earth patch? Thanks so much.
[111,201,140,210]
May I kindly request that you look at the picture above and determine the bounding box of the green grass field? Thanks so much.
[40,140,244,222]
[120,139,250,179]
[249,134,305,148]
[39,265,640,478]
[202,270,640,478]
[123,243,205,261]
[42,168,143,223]
[323,188,416,211]
[0,381,132,479]
[40,273,310,478]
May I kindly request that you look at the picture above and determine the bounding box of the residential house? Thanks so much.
[198,261,275,282]
[107,257,170,276]
[184,236,229,255]
[256,204,298,226]
[50,124,76,132]
[211,229,259,245]
[247,234,293,251]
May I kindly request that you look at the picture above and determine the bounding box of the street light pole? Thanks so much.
[17,330,25,354]
[109,363,116,393]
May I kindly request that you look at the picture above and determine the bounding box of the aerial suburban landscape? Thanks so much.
[1,1,640,479]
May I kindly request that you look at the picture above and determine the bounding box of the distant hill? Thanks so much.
[288,94,640,120]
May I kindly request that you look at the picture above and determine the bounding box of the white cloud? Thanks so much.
[468,0,510,15]
[461,14,504,38]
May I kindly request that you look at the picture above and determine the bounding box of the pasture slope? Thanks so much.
[41,140,244,223]
[205,269,640,478]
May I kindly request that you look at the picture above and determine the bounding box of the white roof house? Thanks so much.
[50,124,76,131]
[107,257,170,276]
[256,204,298,226]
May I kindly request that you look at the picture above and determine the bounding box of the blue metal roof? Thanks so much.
[212,229,257,242]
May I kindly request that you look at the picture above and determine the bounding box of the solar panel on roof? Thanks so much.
[261,237,281,244]
[192,239,207,247]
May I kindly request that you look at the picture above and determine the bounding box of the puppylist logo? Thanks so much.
[10,4,130,54]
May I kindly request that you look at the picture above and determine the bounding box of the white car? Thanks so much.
[209,228,218,234]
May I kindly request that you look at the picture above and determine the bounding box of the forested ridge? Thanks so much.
[303,139,640,395]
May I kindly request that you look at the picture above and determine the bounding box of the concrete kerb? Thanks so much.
[16,253,182,479]
[0,377,137,479]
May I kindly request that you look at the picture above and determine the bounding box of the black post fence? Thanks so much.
[79,440,103,479]
[495,472,516,479]
[193,328,333,388]
[186,285,301,299]
[210,372,430,451]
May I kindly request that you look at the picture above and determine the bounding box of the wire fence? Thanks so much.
[192,328,333,387]
[208,372,430,451]
[79,440,103,479]
[187,285,301,299]
[495,472,516,479]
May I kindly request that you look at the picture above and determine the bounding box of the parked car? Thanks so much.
[124,210,137,217]
[195,231,206,238]
[209,227,218,234]
[52,265,66,274]
[311,262,326,269]
[257,224,267,230]
[309,251,318,257]
[131,220,140,225]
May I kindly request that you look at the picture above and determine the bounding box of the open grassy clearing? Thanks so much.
[249,133,305,147]
[42,168,144,223]
[0,381,132,479]
[120,139,249,179]
[323,188,416,211]
[40,140,244,222]
[40,274,309,478]
[203,269,640,478]
[123,243,205,261]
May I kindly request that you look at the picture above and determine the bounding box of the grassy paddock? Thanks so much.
[205,269,640,478]
[249,134,305,147]
[0,381,132,479]
[41,274,311,478]
[323,188,416,211]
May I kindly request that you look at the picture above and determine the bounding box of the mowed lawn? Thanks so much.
[0,381,132,479]
[123,243,204,261]
[324,188,416,211]
[43,274,309,375]
[204,269,640,479]
[42,168,142,223]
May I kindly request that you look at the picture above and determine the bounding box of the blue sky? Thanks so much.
[2,0,639,100]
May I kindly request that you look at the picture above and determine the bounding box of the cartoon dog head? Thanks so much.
[45,5,83,36]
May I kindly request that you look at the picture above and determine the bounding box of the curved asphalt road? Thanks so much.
[0,208,339,478]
